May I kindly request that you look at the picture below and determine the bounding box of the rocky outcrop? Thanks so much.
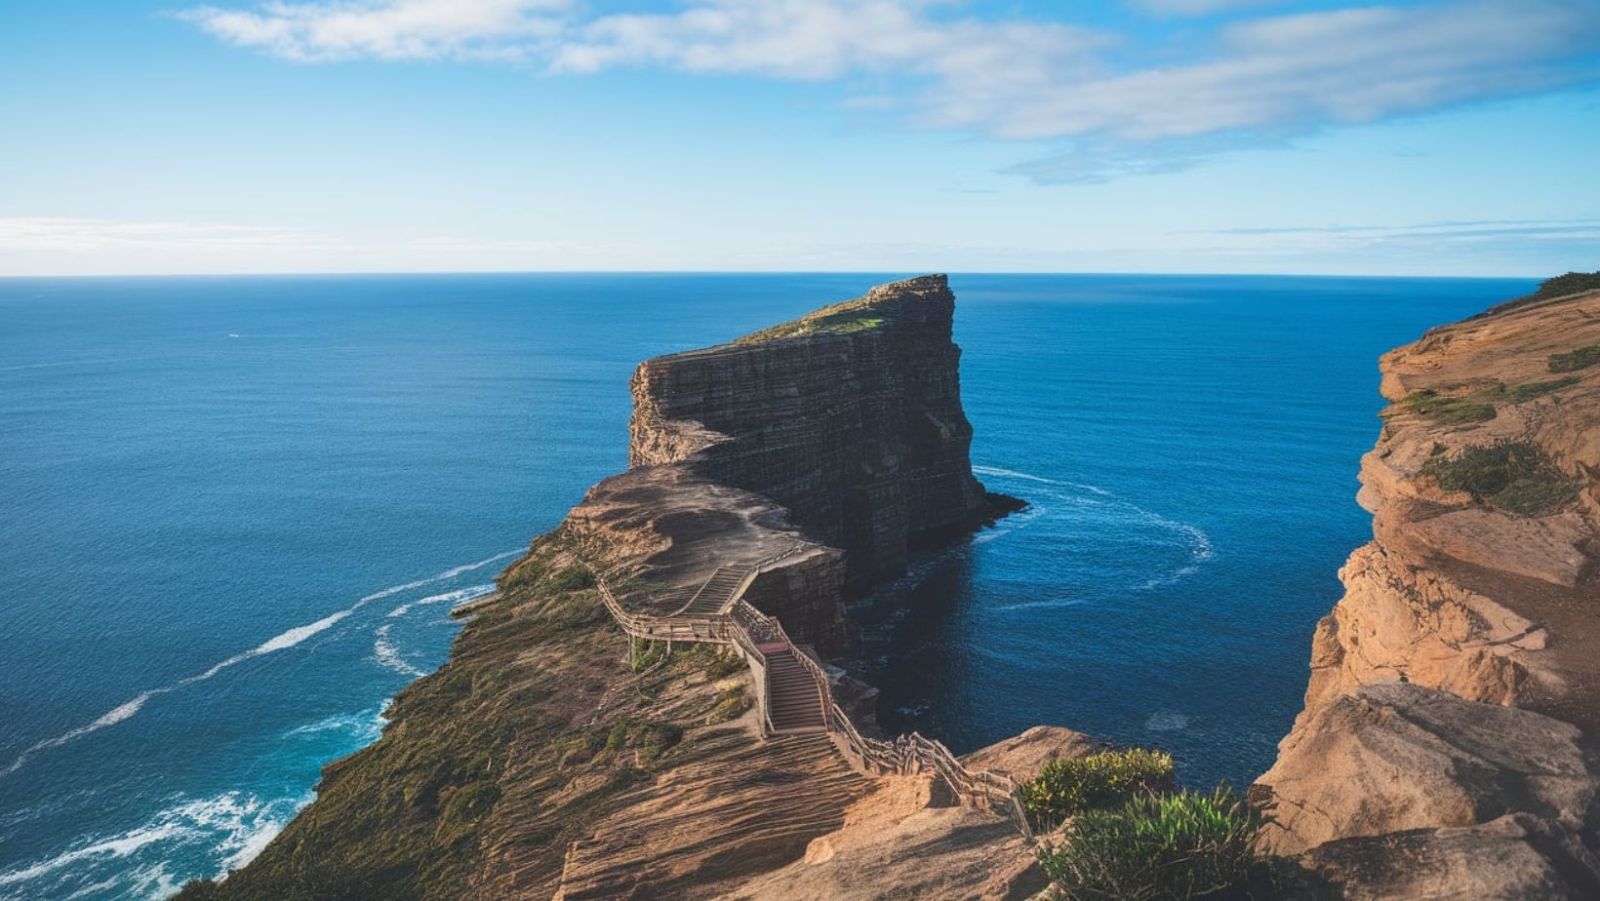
[628,275,1002,590]
[1254,279,1600,896]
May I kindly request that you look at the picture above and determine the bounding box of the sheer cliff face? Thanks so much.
[1255,285,1600,898]
[627,274,990,588]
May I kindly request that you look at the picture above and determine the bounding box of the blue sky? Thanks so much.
[2,0,1598,276]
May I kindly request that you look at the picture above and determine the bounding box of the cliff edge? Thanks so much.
[1253,277,1600,899]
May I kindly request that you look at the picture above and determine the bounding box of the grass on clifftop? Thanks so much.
[1421,441,1578,516]
[733,298,887,344]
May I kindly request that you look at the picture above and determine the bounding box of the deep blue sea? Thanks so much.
[0,273,1532,899]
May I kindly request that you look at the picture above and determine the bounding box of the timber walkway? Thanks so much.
[590,548,1033,838]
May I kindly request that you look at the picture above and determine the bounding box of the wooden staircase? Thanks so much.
[676,564,755,616]
[762,643,827,732]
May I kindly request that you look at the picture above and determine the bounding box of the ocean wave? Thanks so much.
[971,463,1214,590]
[0,790,310,898]
[372,624,427,679]
[387,582,495,618]
[1,551,516,779]
[990,597,1093,614]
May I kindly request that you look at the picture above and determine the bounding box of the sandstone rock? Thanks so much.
[1300,814,1600,900]
[1258,682,1593,854]
[1259,285,1600,899]
[718,725,1104,901]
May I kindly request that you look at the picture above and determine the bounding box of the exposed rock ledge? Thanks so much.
[183,276,1060,901]
[1254,280,1600,898]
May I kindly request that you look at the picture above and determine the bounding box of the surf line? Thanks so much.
[0,550,519,779]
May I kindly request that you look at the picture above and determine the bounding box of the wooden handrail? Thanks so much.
[588,555,1032,841]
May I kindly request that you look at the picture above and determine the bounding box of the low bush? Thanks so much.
[1505,377,1582,400]
[546,564,596,593]
[1421,441,1577,516]
[707,687,751,724]
[1549,345,1600,374]
[1021,748,1175,829]
[1038,787,1266,901]
[1396,390,1496,424]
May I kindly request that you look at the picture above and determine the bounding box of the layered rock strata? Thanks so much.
[1254,281,1600,898]
[628,274,1004,592]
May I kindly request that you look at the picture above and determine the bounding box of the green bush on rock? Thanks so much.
[1038,787,1266,901]
[1420,441,1578,516]
[1021,748,1175,829]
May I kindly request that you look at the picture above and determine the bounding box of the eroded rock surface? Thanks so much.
[1255,282,1600,896]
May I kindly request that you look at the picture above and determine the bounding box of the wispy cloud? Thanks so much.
[179,0,570,62]
[0,218,329,251]
[181,0,1600,177]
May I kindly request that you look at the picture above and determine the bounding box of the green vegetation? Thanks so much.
[1021,748,1175,830]
[1038,787,1267,901]
[547,563,596,593]
[603,717,682,764]
[1486,271,1600,317]
[1397,389,1497,425]
[1503,376,1582,400]
[698,646,747,680]
[1394,373,1587,427]
[734,297,889,344]
[1525,272,1600,304]
[1421,441,1578,516]
[706,686,751,724]
[1549,345,1600,374]
[629,638,671,673]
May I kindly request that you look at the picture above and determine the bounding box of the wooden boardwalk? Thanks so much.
[590,549,1034,838]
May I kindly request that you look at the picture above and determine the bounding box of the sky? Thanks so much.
[1,0,1598,276]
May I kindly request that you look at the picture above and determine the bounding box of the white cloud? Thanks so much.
[179,0,570,62]
[181,0,1600,170]
[1129,0,1281,16]
[0,218,327,251]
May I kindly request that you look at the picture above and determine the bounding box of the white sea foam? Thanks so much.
[387,582,495,618]
[372,624,427,678]
[1145,712,1190,731]
[991,597,1093,614]
[1,550,517,779]
[974,462,1214,589]
[0,790,312,896]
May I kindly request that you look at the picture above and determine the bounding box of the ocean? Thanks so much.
[0,273,1532,899]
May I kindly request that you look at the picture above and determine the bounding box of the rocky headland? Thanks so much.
[180,275,1063,901]
[1253,276,1600,898]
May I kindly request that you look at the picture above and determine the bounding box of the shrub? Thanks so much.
[1500,377,1582,401]
[546,564,595,593]
[1396,390,1496,424]
[704,649,746,680]
[1549,345,1600,374]
[706,686,751,724]
[1421,441,1577,516]
[1038,787,1266,901]
[1022,748,1175,829]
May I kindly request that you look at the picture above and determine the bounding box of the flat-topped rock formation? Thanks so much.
[627,275,1005,592]
[1254,277,1600,898]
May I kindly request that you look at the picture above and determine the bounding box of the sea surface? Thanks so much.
[0,273,1532,898]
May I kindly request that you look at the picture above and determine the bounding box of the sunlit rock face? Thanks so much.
[1254,283,1600,897]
